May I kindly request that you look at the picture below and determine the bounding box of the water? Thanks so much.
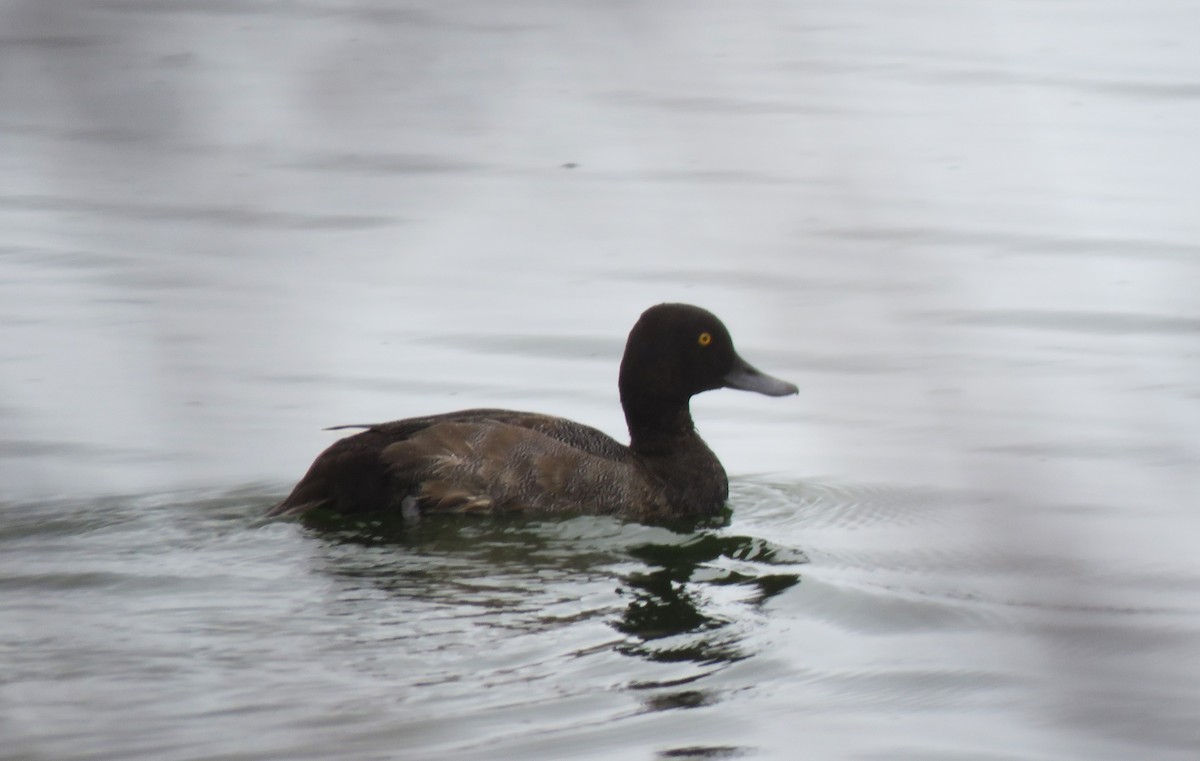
[2,1,1199,759]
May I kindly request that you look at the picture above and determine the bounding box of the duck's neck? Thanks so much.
[621,393,728,517]
[619,387,697,454]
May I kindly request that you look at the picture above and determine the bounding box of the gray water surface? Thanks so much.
[2,1,1199,759]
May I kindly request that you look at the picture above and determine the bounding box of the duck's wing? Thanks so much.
[268,409,635,517]
[381,419,661,516]
[341,409,632,462]
[466,410,632,462]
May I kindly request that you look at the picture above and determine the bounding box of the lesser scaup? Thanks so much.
[268,303,797,521]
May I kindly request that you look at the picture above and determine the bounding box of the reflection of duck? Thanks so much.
[617,533,804,663]
[269,303,797,522]
[317,511,804,667]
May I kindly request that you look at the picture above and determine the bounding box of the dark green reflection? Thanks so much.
[614,531,804,664]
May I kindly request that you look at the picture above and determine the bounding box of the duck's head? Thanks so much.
[619,303,798,421]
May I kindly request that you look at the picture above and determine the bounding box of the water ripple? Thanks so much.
[733,479,961,530]
[928,309,1200,336]
[0,193,396,230]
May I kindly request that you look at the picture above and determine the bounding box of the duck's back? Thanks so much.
[267,409,656,518]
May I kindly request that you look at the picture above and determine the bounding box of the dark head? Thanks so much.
[619,303,797,447]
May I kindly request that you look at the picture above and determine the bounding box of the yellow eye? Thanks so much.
[698,332,712,346]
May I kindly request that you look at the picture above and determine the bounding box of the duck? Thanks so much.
[268,303,797,522]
